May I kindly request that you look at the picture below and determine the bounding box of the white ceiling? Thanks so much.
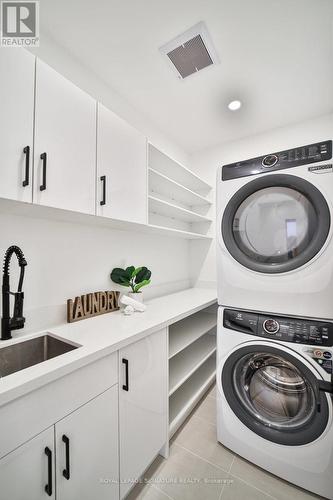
[40,0,333,153]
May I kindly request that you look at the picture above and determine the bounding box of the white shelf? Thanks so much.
[169,333,216,396]
[169,311,217,359]
[149,168,212,209]
[149,144,211,195]
[149,196,212,224]
[147,223,212,240]
[169,353,216,437]
[0,198,213,241]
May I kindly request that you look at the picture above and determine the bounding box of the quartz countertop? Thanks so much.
[0,288,217,407]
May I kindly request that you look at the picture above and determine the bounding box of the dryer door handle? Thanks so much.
[318,380,333,394]
[315,379,333,413]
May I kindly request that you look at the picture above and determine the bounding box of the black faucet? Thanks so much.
[1,246,27,340]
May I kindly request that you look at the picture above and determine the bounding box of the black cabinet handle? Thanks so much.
[100,175,106,206]
[40,152,47,191]
[44,447,53,496]
[62,434,70,480]
[22,146,30,187]
[122,358,129,391]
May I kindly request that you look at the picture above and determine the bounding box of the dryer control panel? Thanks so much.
[223,309,333,347]
[222,140,332,181]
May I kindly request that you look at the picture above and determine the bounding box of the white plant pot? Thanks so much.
[128,291,144,304]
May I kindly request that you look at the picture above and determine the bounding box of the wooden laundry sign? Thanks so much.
[67,290,120,323]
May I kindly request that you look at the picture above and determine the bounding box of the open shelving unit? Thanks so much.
[168,306,217,437]
[148,144,213,238]
[169,311,217,358]
[169,333,216,396]
[169,353,216,437]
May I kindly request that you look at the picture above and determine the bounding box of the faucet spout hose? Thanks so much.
[1,246,27,340]
[3,245,27,276]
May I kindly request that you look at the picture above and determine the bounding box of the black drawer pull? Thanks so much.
[122,358,129,391]
[40,152,47,191]
[100,175,106,206]
[62,434,70,480]
[44,447,52,496]
[22,146,30,187]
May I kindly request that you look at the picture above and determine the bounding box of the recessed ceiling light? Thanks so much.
[228,100,242,111]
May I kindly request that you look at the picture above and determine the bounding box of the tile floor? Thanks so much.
[127,384,322,500]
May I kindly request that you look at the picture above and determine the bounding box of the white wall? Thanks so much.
[0,210,190,334]
[190,113,333,285]
[0,39,194,335]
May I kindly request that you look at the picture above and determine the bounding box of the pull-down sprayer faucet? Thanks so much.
[1,246,27,341]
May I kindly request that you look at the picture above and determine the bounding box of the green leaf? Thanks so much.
[111,268,130,287]
[125,266,135,279]
[132,267,143,278]
[135,267,151,284]
[134,279,151,292]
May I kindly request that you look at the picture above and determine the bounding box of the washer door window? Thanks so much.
[222,345,329,445]
[222,174,330,273]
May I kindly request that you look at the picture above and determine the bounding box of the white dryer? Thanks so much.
[217,307,333,499]
[217,140,333,319]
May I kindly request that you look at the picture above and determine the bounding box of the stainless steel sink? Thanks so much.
[0,335,80,378]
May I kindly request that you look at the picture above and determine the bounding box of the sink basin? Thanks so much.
[0,335,80,378]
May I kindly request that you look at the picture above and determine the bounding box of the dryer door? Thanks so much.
[222,344,330,445]
[222,174,330,273]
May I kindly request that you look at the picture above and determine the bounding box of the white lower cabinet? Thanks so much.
[0,386,119,500]
[55,386,119,500]
[0,426,55,500]
[119,329,168,499]
[0,331,169,500]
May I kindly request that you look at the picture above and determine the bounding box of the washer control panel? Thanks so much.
[223,309,333,347]
[222,140,332,181]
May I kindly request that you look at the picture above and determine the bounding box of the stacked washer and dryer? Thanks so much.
[216,140,333,499]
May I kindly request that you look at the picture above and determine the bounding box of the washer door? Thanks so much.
[222,174,330,273]
[222,344,329,445]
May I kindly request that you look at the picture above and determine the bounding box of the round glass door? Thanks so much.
[222,174,330,273]
[222,345,329,445]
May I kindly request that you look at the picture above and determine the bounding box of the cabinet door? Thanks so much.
[119,329,168,499]
[34,59,96,214]
[97,103,147,223]
[55,386,119,500]
[0,48,34,203]
[0,427,55,500]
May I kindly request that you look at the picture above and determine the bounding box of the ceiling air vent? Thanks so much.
[159,22,219,79]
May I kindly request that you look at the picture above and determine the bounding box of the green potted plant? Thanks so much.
[110,266,151,303]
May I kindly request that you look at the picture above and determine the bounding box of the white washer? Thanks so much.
[217,307,333,499]
[217,140,333,319]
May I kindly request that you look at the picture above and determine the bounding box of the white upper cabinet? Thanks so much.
[97,103,147,224]
[0,48,35,203]
[34,59,96,215]
[119,329,168,499]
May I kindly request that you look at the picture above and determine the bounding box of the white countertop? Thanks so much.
[0,288,217,407]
